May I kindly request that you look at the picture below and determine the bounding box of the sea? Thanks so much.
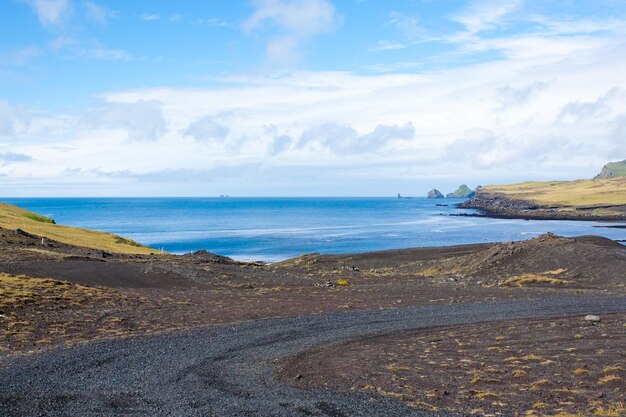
[4,197,625,262]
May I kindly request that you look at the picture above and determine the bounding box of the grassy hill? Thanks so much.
[480,177,626,208]
[0,202,157,254]
[461,177,626,220]
[595,160,626,179]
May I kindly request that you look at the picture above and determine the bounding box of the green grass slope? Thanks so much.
[596,160,626,179]
[480,177,626,209]
[0,202,158,254]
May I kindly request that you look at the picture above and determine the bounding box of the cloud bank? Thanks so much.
[3,1,626,196]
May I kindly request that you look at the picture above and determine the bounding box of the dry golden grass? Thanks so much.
[598,375,623,385]
[0,273,103,306]
[591,402,626,417]
[470,376,500,384]
[0,202,157,254]
[500,274,568,287]
[465,389,499,400]
[480,177,626,208]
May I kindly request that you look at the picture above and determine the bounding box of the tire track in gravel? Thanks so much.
[1,296,625,417]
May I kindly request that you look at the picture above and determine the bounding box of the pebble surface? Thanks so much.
[1,296,625,417]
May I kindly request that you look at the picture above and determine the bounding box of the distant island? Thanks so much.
[426,184,478,199]
[446,184,476,198]
[427,188,444,199]
[458,160,626,221]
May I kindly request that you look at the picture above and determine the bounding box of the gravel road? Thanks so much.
[2,296,625,417]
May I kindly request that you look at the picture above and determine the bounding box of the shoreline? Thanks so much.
[458,194,626,223]
[457,177,626,222]
[451,210,626,223]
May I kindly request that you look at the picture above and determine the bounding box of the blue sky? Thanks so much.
[1,0,626,196]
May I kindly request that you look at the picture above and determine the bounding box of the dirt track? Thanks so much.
[1,296,625,417]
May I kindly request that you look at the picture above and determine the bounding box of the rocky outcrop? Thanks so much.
[459,192,540,213]
[446,184,475,198]
[595,160,626,179]
[427,188,444,199]
[181,250,238,265]
[458,188,626,221]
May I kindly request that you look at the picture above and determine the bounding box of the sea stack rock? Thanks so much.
[595,160,626,179]
[446,184,475,198]
[427,188,444,199]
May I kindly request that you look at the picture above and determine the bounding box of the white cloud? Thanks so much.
[21,0,71,26]
[388,12,421,40]
[370,40,406,51]
[497,81,551,109]
[242,0,339,65]
[296,122,414,154]
[450,0,522,34]
[195,17,229,27]
[49,36,76,51]
[0,152,33,166]
[557,87,625,123]
[82,1,116,24]
[0,101,30,136]
[50,37,132,61]
[182,116,229,142]
[0,46,42,66]
[141,13,160,21]
[266,133,293,156]
[87,43,132,61]
[609,116,626,155]
[444,128,594,171]
[391,2,624,64]
[81,100,167,140]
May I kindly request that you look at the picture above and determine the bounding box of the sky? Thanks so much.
[1,0,626,197]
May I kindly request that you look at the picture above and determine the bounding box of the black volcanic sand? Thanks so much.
[1,297,625,417]
[1,227,625,415]
[284,313,626,416]
[1,228,626,353]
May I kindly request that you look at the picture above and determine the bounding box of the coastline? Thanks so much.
[453,209,626,222]
[458,188,626,222]
[6,197,626,261]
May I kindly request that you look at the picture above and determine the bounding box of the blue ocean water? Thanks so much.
[3,198,625,261]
